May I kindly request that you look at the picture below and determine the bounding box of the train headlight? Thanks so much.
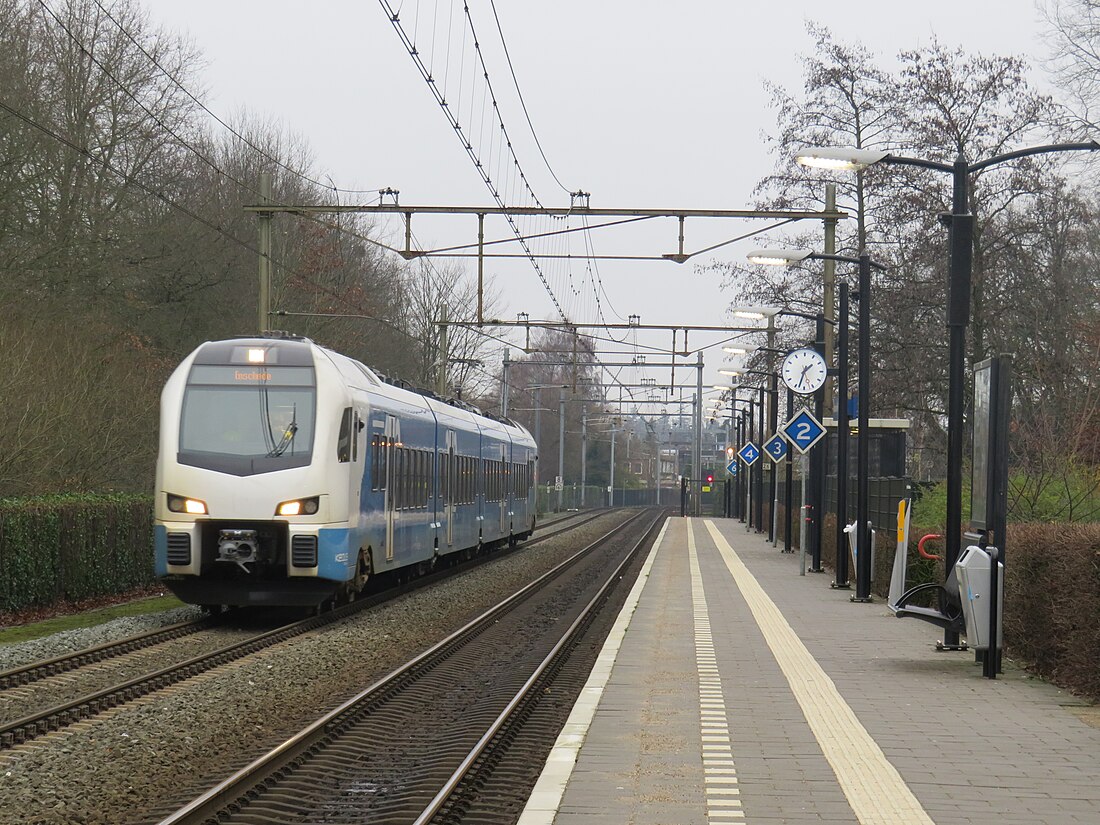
[276,496,320,516]
[167,494,208,515]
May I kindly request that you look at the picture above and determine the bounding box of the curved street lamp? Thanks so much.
[795,141,1099,634]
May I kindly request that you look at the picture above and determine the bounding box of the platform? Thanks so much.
[519,517,1100,825]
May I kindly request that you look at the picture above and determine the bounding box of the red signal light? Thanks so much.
[706,474,714,483]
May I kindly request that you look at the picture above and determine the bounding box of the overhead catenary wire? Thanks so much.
[71,0,767,416]
[41,0,409,263]
[89,0,387,198]
[378,0,569,322]
[0,96,259,258]
[23,0,525,406]
[486,0,570,194]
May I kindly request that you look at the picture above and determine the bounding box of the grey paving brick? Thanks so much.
[540,517,1100,824]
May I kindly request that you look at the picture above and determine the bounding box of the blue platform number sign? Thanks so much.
[764,433,788,463]
[738,442,760,466]
[726,459,738,476]
[781,407,826,455]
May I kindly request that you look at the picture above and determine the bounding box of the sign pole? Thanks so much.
[834,281,851,588]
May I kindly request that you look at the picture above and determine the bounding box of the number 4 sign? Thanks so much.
[781,407,827,454]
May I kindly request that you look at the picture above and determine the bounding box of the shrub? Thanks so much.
[0,494,153,613]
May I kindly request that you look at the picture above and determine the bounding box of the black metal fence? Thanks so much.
[765,476,909,537]
[825,476,911,535]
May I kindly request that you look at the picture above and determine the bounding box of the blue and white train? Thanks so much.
[154,334,537,608]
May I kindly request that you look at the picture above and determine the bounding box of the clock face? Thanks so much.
[781,347,828,395]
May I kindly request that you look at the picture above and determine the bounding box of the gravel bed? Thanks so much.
[0,626,274,726]
[0,511,638,825]
[0,607,204,673]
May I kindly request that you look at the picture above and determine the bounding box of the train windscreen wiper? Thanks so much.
[267,403,298,457]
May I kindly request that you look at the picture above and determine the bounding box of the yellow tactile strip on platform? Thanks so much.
[703,519,935,825]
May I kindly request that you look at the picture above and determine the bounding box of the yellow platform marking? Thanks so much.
[703,520,935,825]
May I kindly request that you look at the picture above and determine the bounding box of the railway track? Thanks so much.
[0,508,608,749]
[0,616,221,690]
[155,508,665,825]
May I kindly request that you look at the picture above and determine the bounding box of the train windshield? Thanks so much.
[178,365,317,476]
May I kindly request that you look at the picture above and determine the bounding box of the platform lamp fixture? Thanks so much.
[748,248,887,599]
[795,142,1099,625]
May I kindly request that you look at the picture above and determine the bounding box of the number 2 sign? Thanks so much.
[780,407,827,454]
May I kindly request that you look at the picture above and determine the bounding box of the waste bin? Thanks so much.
[954,544,1003,651]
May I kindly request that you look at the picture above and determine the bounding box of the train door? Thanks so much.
[446,429,455,547]
[384,414,398,561]
[499,443,507,534]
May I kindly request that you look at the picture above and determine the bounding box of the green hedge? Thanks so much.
[811,511,1100,700]
[0,494,154,613]
[1003,523,1100,699]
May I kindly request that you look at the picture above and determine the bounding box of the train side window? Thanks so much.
[419,450,427,507]
[404,449,411,510]
[337,408,352,463]
[399,448,407,509]
[394,448,401,508]
[370,434,379,489]
[421,451,428,507]
[352,413,359,462]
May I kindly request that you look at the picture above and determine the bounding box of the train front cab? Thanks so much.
[155,339,363,608]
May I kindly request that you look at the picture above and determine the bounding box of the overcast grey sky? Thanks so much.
[141,0,1049,400]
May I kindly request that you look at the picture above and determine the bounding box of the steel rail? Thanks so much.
[0,616,218,690]
[413,510,665,824]
[155,509,652,825]
[0,509,603,748]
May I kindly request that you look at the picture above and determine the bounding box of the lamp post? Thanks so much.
[720,368,779,540]
[771,307,832,568]
[749,249,887,598]
[719,391,757,526]
[796,142,1099,627]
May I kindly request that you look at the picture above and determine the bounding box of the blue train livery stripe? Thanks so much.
[318,528,355,581]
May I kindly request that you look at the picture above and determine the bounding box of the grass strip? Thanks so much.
[0,595,186,645]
